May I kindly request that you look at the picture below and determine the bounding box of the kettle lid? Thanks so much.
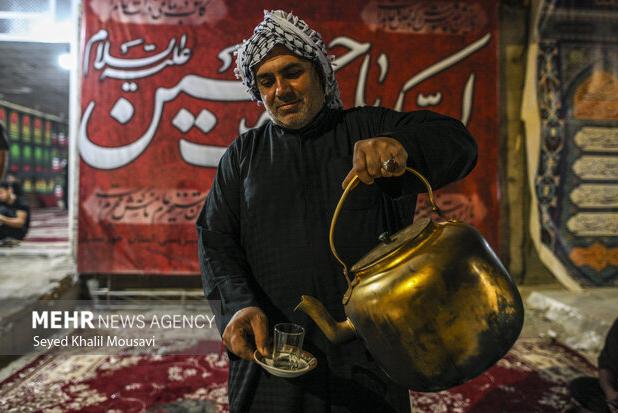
[351,217,432,273]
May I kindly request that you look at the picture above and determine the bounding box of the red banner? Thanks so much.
[78,0,499,275]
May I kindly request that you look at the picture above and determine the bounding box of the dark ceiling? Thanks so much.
[0,41,70,119]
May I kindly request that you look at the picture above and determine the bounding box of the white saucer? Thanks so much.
[253,350,317,378]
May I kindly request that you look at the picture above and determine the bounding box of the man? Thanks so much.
[0,181,30,243]
[197,10,478,412]
[569,318,618,413]
[0,122,8,181]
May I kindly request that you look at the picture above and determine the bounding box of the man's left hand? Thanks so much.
[342,137,407,189]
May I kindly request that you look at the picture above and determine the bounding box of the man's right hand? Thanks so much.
[222,306,270,361]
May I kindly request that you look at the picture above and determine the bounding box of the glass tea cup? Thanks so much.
[272,323,305,370]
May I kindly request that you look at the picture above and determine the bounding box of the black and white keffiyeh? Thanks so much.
[234,10,343,109]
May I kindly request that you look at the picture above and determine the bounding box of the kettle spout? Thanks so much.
[295,295,356,344]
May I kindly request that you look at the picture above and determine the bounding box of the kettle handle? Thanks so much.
[329,167,442,285]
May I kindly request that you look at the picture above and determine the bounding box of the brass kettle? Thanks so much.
[295,167,524,392]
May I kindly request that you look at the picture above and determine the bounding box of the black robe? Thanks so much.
[197,106,477,412]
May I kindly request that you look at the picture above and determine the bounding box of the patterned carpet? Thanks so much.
[411,338,595,413]
[0,208,69,256]
[0,338,595,412]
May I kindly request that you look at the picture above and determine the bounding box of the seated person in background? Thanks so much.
[569,318,618,413]
[7,176,24,198]
[0,181,30,243]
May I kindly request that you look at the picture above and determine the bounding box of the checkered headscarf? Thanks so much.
[234,10,343,109]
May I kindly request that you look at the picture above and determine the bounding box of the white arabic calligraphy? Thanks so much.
[377,53,388,83]
[417,93,442,107]
[82,29,108,76]
[121,82,138,92]
[80,75,247,169]
[217,44,240,73]
[180,140,227,168]
[121,38,144,54]
[394,33,490,111]
[83,30,192,80]
[80,33,491,169]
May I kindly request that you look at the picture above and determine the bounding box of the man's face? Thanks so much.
[255,46,325,129]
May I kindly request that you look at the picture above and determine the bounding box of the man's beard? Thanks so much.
[266,100,325,130]
[267,106,310,130]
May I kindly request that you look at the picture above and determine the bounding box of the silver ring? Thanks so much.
[381,158,399,173]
